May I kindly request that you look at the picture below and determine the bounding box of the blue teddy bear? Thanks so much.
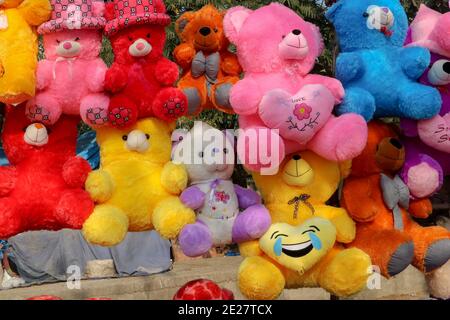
[326,0,441,121]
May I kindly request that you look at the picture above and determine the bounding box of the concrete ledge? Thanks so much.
[344,266,429,300]
[0,257,428,300]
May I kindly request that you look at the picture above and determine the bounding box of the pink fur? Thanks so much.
[26,29,109,127]
[223,3,367,172]
[407,4,450,57]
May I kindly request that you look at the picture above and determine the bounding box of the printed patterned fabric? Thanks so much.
[105,0,171,36]
[38,0,106,34]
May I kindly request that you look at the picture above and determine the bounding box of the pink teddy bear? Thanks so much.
[223,3,367,173]
[26,0,109,127]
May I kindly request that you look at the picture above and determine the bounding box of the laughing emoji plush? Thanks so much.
[259,218,337,273]
[237,151,372,300]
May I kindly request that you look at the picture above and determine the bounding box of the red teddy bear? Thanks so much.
[104,0,187,127]
[0,106,94,238]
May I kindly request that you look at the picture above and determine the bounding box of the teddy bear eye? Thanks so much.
[282,35,286,39]
[74,37,80,41]
[146,33,151,38]
[198,151,204,158]
[122,135,128,141]
[128,36,133,41]
[145,134,150,140]
[213,28,218,33]
[56,40,60,44]
[363,12,369,18]
[223,148,229,154]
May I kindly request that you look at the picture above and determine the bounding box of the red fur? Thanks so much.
[105,25,187,127]
[0,106,94,238]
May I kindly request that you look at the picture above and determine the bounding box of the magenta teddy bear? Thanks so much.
[26,0,109,127]
[223,3,368,173]
[399,5,450,199]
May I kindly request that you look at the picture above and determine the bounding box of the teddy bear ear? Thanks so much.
[104,2,115,21]
[223,6,253,44]
[171,128,189,144]
[307,23,325,56]
[175,11,195,36]
[325,0,343,23]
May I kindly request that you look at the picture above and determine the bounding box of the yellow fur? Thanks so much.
[238,151,372,299]
[0,0,51,104]
[82,118,195,246]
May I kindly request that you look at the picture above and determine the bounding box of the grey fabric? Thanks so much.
[183,87,202,115]
[214,83,232,109]
[8,229,172,285]
[191,51,220,83]
[387,241,414,276]
[424,239,450,272]
[380,174,410,230]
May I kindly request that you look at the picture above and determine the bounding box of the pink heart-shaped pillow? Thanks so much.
[258,84,335,145]
[417,113,450,153]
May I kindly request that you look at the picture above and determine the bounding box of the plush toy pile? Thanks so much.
[0,0,449,301]
[399,5,450,200]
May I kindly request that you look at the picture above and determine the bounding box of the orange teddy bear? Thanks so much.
[173,4,241,116]
[341,121,450,278]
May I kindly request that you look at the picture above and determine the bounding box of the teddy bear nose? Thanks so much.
[199,27,211,36]
[136,42,145,51]
[34,123,44,129]
[63,42,72,50]
[389,138,403,149]
[293,154,301,161]
[443,62,450,74]
[292,29,301,35]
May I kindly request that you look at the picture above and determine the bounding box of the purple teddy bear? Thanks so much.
[172,122,271,257]
[400,6,450,199]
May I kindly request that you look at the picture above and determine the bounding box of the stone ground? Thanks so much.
[0,256,430,300]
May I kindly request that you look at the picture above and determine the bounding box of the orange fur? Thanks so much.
[341,121,450,277]
[174,5,241,115]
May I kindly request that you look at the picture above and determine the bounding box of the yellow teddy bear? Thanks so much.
[0,0,51,104]
[238,151,372,299]
[82,118,196,246]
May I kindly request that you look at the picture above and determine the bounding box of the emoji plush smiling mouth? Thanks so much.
[259,217,337,274]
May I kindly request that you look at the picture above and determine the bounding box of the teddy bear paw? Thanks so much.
[153,88,188,121]
[82,204,129,246]
[179,222,213,257]
[424,239,450,273]
[26,104,54,125]
[238,256,285,300]
[85,107,109,127]
[108,106,135,128]
[320,248,372,297]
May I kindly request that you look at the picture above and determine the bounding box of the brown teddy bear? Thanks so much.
[173,4,242,116]
[341,121,450,278]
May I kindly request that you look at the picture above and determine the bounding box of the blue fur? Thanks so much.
[326,0,441,121]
